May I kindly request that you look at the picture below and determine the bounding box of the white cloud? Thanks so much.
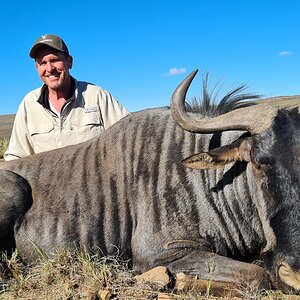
[278,51,293,56]
[168,67,187,75]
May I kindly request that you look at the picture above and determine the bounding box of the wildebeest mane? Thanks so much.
[185,72,261,117]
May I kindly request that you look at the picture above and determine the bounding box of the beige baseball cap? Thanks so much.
[29,34,69,58]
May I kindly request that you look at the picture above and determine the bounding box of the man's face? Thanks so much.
[35,47,73,92]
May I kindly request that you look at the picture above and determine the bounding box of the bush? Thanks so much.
[0,137,9,159]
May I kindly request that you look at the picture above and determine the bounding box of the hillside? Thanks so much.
[0,114,15,139]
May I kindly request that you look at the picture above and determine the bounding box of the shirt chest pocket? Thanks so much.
[28,122,56,152]
[71,111,103,130]
[72,111,103,128]
[71,111,104,143]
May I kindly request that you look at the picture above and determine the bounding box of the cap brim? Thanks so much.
[29,42,65,59]
[29,44,43,58]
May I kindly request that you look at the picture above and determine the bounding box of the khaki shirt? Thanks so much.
[4,79,129,160]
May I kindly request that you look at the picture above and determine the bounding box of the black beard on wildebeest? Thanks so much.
[0,69,300,295]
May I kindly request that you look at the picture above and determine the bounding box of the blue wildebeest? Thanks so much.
[0,70,299,293]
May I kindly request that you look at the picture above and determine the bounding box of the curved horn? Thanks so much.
[170,69,278,134]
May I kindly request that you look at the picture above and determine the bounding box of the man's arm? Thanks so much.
[4,103,34,161]
[99,90,130,130]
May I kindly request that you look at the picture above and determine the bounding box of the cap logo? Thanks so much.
[40,34,53,42]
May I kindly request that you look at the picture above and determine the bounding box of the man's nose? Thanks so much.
[45,62,54,72]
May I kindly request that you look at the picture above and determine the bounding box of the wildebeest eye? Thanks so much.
[258,163,273,172]
[250,151,273,173]
[252,160,272,173]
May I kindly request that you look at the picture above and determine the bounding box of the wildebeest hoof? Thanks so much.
[278,261,300,291]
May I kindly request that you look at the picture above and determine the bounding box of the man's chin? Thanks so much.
[42,74,69,91]
[45,81,63,91]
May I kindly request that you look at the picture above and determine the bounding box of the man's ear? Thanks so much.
[182,137,252,170]
[67,55,73,69]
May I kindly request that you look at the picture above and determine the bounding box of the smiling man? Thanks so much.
[4,34,129,160]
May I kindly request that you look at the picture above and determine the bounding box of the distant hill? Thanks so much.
[253,95,300,108]
[0,114,15,139]
[0,95,299,140]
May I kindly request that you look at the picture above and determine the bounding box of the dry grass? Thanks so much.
[1,249,294,300]
[6,248,291,300]
[0,249,237,300]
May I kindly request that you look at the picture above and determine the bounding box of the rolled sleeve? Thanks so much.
[4,103,34,161]
[99,90,130,130]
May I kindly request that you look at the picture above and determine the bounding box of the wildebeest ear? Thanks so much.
[182,137,252,170]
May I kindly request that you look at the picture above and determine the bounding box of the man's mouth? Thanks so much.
[47,75,60,80]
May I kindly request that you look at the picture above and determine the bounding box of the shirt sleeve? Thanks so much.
[99,90,130,130]
[4,102,34,161]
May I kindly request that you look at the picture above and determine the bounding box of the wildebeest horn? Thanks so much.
[170,69,279,134]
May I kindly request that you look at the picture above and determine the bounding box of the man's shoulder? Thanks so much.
[15,86,44,116]
[23,86,43,102]
[75,80,108,95]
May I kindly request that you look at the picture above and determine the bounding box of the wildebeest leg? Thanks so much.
[0,170,32,256]
[165,250,271,294]
[134,244,271,295]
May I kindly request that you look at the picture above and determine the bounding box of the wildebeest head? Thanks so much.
[171,70,300,291]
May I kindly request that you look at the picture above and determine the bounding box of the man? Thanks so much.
[4,34,129,161]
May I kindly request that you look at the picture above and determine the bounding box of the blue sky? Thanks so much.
[0,0,299,114]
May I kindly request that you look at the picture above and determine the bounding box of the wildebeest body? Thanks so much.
[1,71,300,292]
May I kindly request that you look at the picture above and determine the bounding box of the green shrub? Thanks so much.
[0,137,9,159]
